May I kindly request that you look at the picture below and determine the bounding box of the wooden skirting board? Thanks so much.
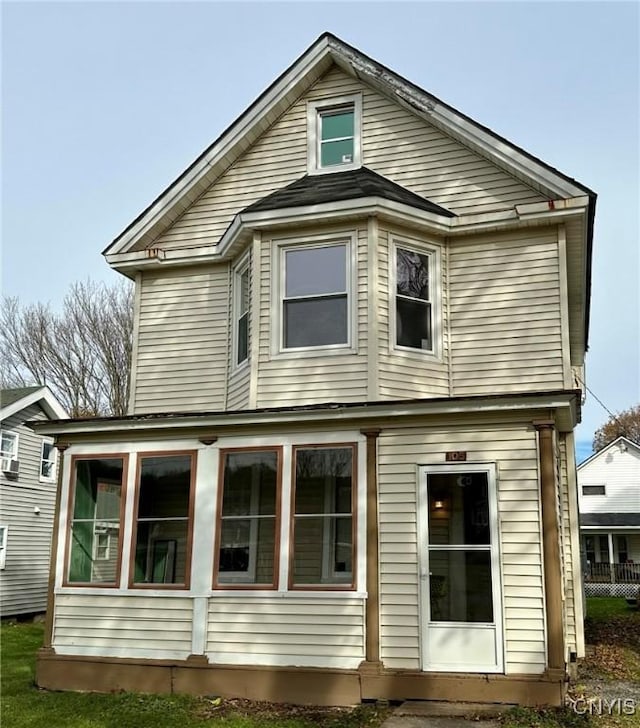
[36,651,566,707]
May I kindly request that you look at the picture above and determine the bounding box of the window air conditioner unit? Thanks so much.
[1,458,19,475]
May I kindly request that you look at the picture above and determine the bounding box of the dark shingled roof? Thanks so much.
[581,514,640,527]
[243,167,455,217]
[1,386,42,408]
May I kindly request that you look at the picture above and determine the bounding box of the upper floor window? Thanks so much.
[66,456,127,585]
[40,440,57,481]
[582,484,606,496]
[393,242,437,355]
[233,256,250,368]
[280,239,353,351]
[0,431,18,476]
[307,95,362,174]
[0,525,7,570]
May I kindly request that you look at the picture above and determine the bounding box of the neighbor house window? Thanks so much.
[394,245,434,353]
[0,525,7,570]
[234,257,250,367]
[290,445,355,588]
[281,241,351,350]
[582,484,606,496]
[130,453,195,588]
[40,440,57,481]
[307,95,361,173]
[66,456,127,585]
[0,431,18,464]
[214,448,281,587]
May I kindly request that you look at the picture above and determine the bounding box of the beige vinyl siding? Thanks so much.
[255,226,368,407]
[152,65,545,252]
[207,596,364,667]
[0,405,57,616]
[378,419,546,674]
[449,228,564,396]
[378,226,450,399]
[134,265,229,414]
[53,594,193,657]
[557,434,577,655]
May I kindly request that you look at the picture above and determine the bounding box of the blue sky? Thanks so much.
[2,2,638,459]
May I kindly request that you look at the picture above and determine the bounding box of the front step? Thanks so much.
[394,700,514,717]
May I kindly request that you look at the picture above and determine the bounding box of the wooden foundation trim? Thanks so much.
[534,421,565,671]
[36,652,566,707]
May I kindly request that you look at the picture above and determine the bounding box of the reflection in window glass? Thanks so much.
[396,247,432,351]
[217,450,279,586]
[292,447,354,586]
[133,455,193,586]
[428,472,490,546]
[236,266,249,365]
[41,441,57,479]
[68,458,124,584]
[319,108,354,167]
[429,550,493,622]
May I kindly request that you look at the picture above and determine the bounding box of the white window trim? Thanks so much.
[390,237,442,361]
[232,252,251,371]
[93,531,111,561]
[0,430,19,460]
[320,477,354,584]
[307,94,362,175]
[40,439,57,482]
[272,231,358,359]
[0,525,7,570]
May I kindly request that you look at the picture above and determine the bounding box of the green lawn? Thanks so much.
[0,622,385,728]
[585,598,636,621]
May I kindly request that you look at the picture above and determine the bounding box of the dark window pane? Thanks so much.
[134,522,187,584]
[429,550,493,622]
[284,296,347,348]
[240,269,249,315]
[218,517,276,585]
[285,246,346,297]
[321,139,354,167]
[428,472,490,546]
[138,455,191,519]
[321,110,354,140]
[582,484,605,495]
[295,448,353,515]
[221,451,277,517]
[292,515,352,585]
[397,248,429,300]
[396,298,431,350]
[237,312,248,364]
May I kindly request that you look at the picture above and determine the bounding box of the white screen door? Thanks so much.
[418,464,503,673]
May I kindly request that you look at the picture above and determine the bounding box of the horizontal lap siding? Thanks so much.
[1,406,57,616]
[449,230,564,396]
[558,435,576,654]
[134,265,229,413]
[207,597,365,667]
[378,226,450,399]
[53,594,192,657]
[256,227,368,407]
[378,422,546,674]
[152,66,545,252]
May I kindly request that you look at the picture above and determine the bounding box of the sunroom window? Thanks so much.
[395,246,433,352]
[215,448,280,587]
[67,457,126,584]
[131,453,195,587]
[282,243,349,350]
[291,445,355,588]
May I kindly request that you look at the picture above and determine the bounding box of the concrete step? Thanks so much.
[394,700,514,717]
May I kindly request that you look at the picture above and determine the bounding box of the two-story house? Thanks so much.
[578,436,640,597]
[1,386,68,616]
[34,34,595,707]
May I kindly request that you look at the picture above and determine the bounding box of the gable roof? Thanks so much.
[243,167,455,217]
[577,436,640,471]
[0,385,69,422]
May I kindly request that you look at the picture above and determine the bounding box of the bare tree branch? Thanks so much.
[0,279,133,417]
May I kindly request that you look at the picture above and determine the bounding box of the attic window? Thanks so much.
[307,95,361,174]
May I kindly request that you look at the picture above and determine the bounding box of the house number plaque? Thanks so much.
[445,451,467,461]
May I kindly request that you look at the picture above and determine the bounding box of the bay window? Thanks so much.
[394,243,435,353]
[233,257,250,367]
[281,240,352,351]
[66,456,127,585]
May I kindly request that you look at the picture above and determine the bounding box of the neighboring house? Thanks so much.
[0,386,68,616]
[34,33,596,707]
[578,436,640,597]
